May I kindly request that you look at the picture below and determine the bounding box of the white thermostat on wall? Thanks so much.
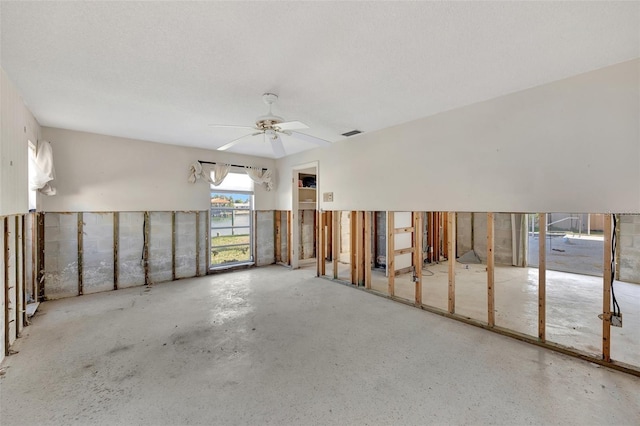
[323,192,334,202]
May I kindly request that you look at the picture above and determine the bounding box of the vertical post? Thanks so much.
[37,213,45,301]
[487,213,495,326]
[287,211,292,266]
[326,211,333,261]
[356,212,364,286]
[538,213,546,341]
[319,212,325,276]
[113,212,119,290]
[144,211,150,285]
[15,216,21,333]
[333,212,339,279]
[364,211,372,289]
[602,213,613,362]
[350,211,356,285]
[316,211,321,277]
[171,212,176,281]
[448,212,456,314]
[414,212,423,306]
[274,211,282,263]
[21,215,26,327]
[77,212,83,296]
[4,217,10,355]
[387,211,395,296]
[195,211,200,277]
[31,213,36,302]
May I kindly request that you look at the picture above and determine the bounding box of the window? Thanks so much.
[210,172,254,268]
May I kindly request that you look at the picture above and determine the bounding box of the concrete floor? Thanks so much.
[368,261,640,367]
[2,266,639,425]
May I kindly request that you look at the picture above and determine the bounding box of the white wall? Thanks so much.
[275,59,640,214]
[1,68,41,216]
[39,127,276,212]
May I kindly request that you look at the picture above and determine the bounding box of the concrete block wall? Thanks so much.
[44,213,79,299]
[256,211,275,266]
[279,212,289,264]
[0,218,4,360]
[149,212,172,284]
[83,213,114,294]
[118,212,145,288]
[456,212,521,265]
[175,213,197,279]
[619,214,640,284]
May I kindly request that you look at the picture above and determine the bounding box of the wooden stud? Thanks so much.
[15,216,20,335]
[364,211,372,289]
[356,212,364,286]
[113,212,119,290]
[538,213,546,341]
[333,211,339,279]
[21,215,26,328]
[77,212,83,296]
[171,212,176,281]
[448,212,456,314]
[442,212,449,260]
[195,211,200,277]
[395,227,414,234]
[394,247,414,256]
[4,217,9,355]
[602,213,613,362]
[387,211,395,296]
[287,211,292,266]
[487,212,495,326]
[37,213,45,301]
[31,213,36,302]
[318,212,324,276]
[274,211,282,263]
[350,211,356,284]
[414,212,423,306]
[144,211,150,285]
[326,211,333,261]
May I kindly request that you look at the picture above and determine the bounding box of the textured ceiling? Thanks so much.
[1,1,638,159]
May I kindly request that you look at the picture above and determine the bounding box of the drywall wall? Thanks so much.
[275,60,640,213]
[39,127,276,212]
[1,68,40,216]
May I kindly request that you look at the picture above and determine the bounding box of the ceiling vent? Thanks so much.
[341,130,362,137]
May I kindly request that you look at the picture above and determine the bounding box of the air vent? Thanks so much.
[341,130,362,137]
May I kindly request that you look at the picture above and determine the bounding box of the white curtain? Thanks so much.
[188,161,231,186]
[245,167,274,191]
[28,140,57,195]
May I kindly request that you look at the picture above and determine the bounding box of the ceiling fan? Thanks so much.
[209,93,331,157]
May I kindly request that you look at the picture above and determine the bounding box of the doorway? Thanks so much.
[291,162,319,269]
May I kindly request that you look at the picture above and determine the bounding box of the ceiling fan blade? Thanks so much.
[276,120,309,131]
[271,134,286,158]
[209,124,257,130]
[217,132,262,151]
[289,131,331,147]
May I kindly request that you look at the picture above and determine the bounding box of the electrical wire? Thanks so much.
[611,214,620,317]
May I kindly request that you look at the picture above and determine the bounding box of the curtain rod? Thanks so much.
[198,160,267,172]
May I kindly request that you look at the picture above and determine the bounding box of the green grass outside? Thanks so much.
[211,234,251,264]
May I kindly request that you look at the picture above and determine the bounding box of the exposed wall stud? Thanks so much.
[356,211,364,286]
[364,211,372,289]
[4,217,9,355]
[387,211,395,296]
[414,212,423,306]
[15,216,20,334]
[77,212,83,296]
[113,212,119,290]
[144,211,150,285]
[538,213,546,341]
[333,211,339,279]
[317,211,324,277]
[37,213,45,301]
[195,211,200,277]
[448,212,456,314]
[287,211,292,266]
[171,212,176,281]
[21,215,26,328]
[602,213,613,362]
[487,212,495,326]
[326,211,333,261]
[274,211,282,263]
[350,211,357,285]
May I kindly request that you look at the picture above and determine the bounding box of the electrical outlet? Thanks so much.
[323,192,333,202]
[611,313,622,327]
